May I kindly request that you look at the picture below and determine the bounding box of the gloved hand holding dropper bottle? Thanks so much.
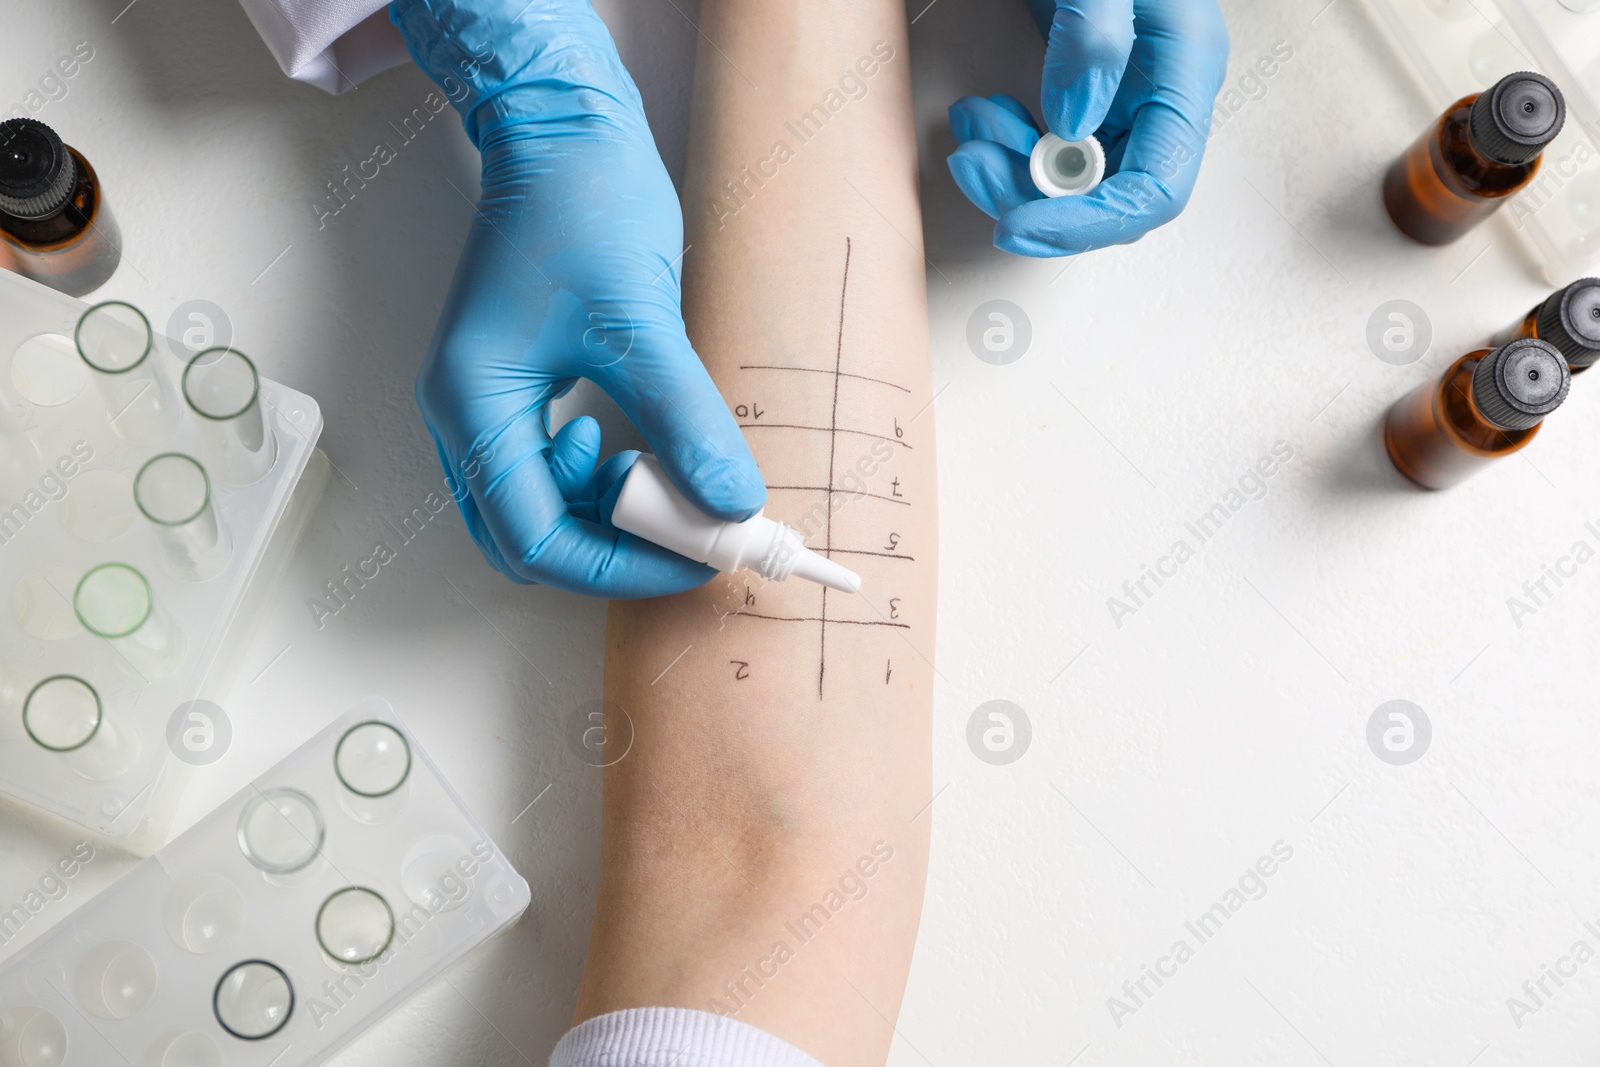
[390,0,769,600]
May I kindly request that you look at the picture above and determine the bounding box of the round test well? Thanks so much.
[334,721,411,797]
[134,454,211,528]
[73,940,158,1020]
[400,835,475,914]
[315,887,395,965]
[0,1006,68,1067]
[182,346,275,484]
[134,453,231,582]
[75,302,152,375]
[73,563,152,639]
[237,788,324,874]
[22,675,100,752]
[149,1030,222,1067]
[11,332,87,406]
[212,960,293,1041]
[181,348,259,422]
[163,874,244,954]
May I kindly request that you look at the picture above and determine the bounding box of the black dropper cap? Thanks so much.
[1470,71,1566,165]
[0,119,76,221]
[1536,277,1600,370]
[1472,338,1570,431]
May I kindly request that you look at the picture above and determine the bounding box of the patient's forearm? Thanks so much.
[572,2,936,1065]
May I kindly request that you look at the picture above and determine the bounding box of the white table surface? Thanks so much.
[6,1,1600,1064]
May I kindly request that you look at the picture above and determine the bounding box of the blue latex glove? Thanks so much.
[389,0,765,597]
[948,0,1229,257]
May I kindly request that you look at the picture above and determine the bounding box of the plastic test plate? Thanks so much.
[0,697,531,1067]
[0,268,324,851]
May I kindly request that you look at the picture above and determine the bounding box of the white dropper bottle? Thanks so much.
[612,454,861,594]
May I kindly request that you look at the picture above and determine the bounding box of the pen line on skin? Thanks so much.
[766,485,911,506]
[739,423,911,448]
[739,364,911,393]
[820,237,853,699]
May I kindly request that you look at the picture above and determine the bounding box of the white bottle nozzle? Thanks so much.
[788,549,862,594]
[1030,133,1106,198]
[612,454,861,594]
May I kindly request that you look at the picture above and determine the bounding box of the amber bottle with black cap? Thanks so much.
[1492,277,1600,374]
[1384,338,1570,489]
[0,118,120,296]
[1383,71,1566,246]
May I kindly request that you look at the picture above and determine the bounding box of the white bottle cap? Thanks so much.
[1030,133,1106,198]
[613,455,861,594]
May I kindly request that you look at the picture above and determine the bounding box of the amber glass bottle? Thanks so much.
[1383,72,1565,246]
[1385,338,1570,489]
[0,118,120,296]
[1491,277,1600,374]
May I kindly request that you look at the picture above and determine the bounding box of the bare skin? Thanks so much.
[570,2,937,1065]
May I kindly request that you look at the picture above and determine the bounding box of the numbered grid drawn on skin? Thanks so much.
[722,237,927,698]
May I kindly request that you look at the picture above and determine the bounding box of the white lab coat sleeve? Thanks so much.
[235,0,413,94]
